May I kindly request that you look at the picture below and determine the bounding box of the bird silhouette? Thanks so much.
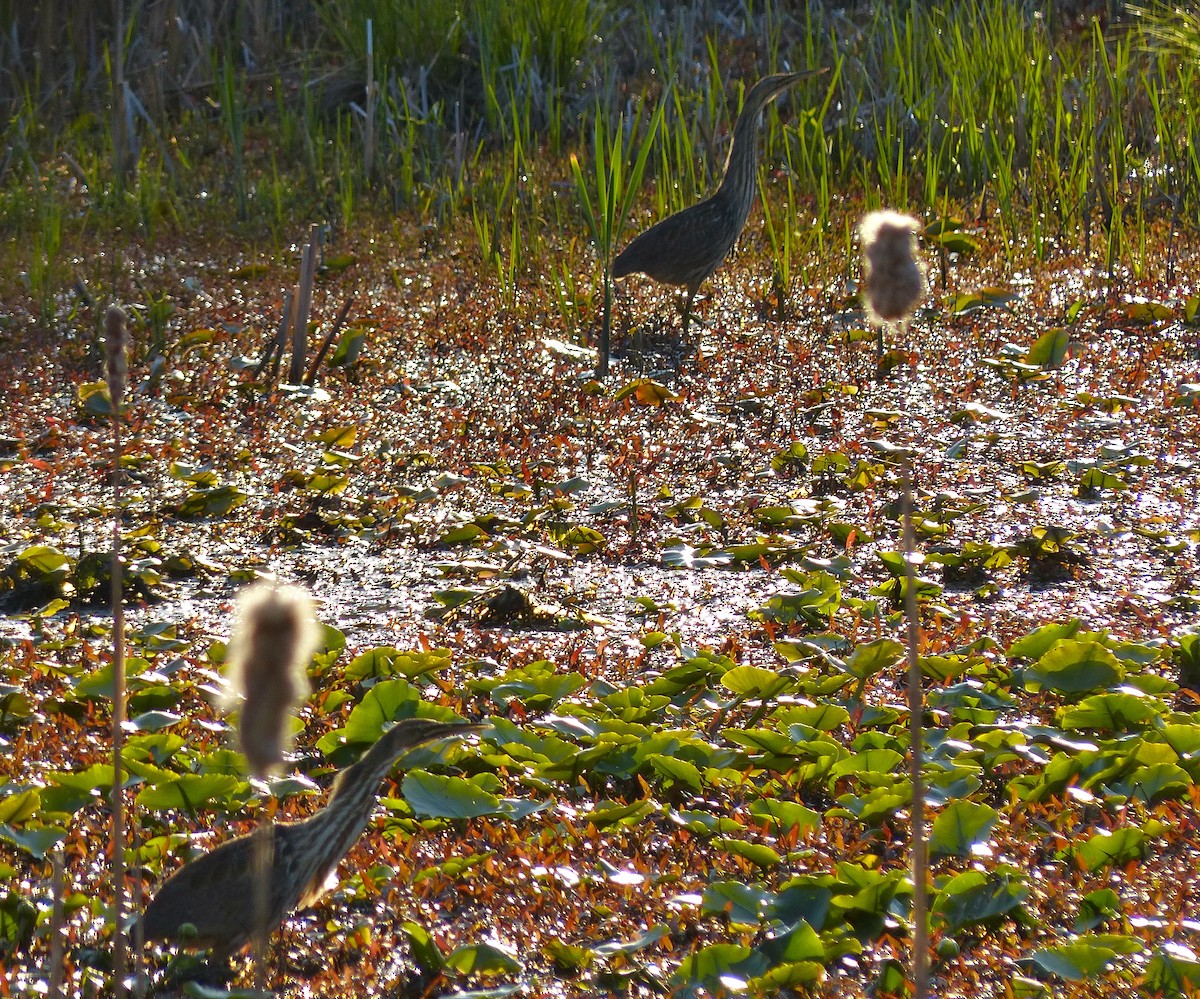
[613,69,823,339]
[138,717,481,957]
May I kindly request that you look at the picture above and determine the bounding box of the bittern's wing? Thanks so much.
[139,831,282,950]
[613,197,734,288]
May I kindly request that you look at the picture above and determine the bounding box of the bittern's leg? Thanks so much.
[681,286,698,339]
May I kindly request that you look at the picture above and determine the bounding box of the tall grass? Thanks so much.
[571,99,665,376]
[216,55,248,220]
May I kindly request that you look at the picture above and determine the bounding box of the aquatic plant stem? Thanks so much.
[253,815,274,991]
[49,845,65,999]
[110,390,127,999]
[901,433,929,999]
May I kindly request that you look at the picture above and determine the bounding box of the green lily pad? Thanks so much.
[930,801,998,857]
[403,771,503,819]
[1025,641,1123,694]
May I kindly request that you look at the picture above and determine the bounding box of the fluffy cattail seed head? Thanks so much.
[859,211,927,326]
[103,304,130,408]
[225,582,319,778]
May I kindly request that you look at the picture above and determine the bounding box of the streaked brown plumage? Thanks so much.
[613,70,822,337]
[139,718,481,956]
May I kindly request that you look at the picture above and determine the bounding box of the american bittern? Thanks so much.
[613,70,823,338]
[139,717,481,956]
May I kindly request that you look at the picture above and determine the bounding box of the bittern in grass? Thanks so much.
[138,717,481,957]
[613,69,823,338]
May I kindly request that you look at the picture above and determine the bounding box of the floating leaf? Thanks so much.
[758,919,825,964]
[129,710,183,732]
[1143,943,1200,996]
[747,961,825,990]
[76,380,113,417]
[662,542,734,570]
[0,892,37,957]
[1024,641,1123,694]
[333,679,429,746]
[1029,939,1138,980]
[543,938,593,974]
[442,940,522,975]
[930,801,998,857]
[1058,692,1159,731]
[701,880,771,925]
[647,754,702,792]
[714,837,781,869]
[1111,763,1191,804]
[0,824,68,859]
[951,287,1015,314]
[231,262,271,279]
[614,378,679,405]
[18,545,71,575]
[1074,888,1121,931]
[1172,383,1200,408]
[344,647,451,682]
[1008,621,1082,660]
[312,425,358,447]
[748,798,820,835]
[400,920,444,974]
[402,771,502,819]
[844,638,903,680]
[932,867,1027,931]
[0,790,40,825]
[441,524,488,545]
[721,664,792,699]
[673,943,759,985]
[1026,327,1070,368]
[330,327,367,367]
[932,232,981,254]
[1075,827,1146,871]
[1120,298,1173,322]
[136,774,246,813]
[176,485,248,518]
[950,401,1012,424]
[322,252,357,273]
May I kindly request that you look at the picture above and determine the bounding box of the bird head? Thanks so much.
[382,716,486,753]
[745,67,827,111]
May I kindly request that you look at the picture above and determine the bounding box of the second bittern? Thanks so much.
[613,69,823,337]
[138,717,481,957]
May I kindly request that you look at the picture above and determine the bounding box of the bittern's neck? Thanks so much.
[715,98,773,230]
[323,725,417,823]
[292,727,420,881]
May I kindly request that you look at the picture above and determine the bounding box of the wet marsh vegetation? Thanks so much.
[2,2,1200,997]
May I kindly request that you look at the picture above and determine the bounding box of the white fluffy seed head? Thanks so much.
[858,210,927,326]
[104,304,130,407]
[225,581,319,777]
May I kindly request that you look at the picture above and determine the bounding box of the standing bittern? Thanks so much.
[613,70,822,338]
[138,717,481,957]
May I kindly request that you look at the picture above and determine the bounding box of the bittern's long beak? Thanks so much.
[771,67,827,98]
[386,720,486,738]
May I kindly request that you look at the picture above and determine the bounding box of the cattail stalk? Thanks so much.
[901,465,929,999]
[859,210,927,357]
[859,212,929,997]
[104,303,130,999]
[49,845,65,999]
[226,582,318,777]
[225,581,318,987]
